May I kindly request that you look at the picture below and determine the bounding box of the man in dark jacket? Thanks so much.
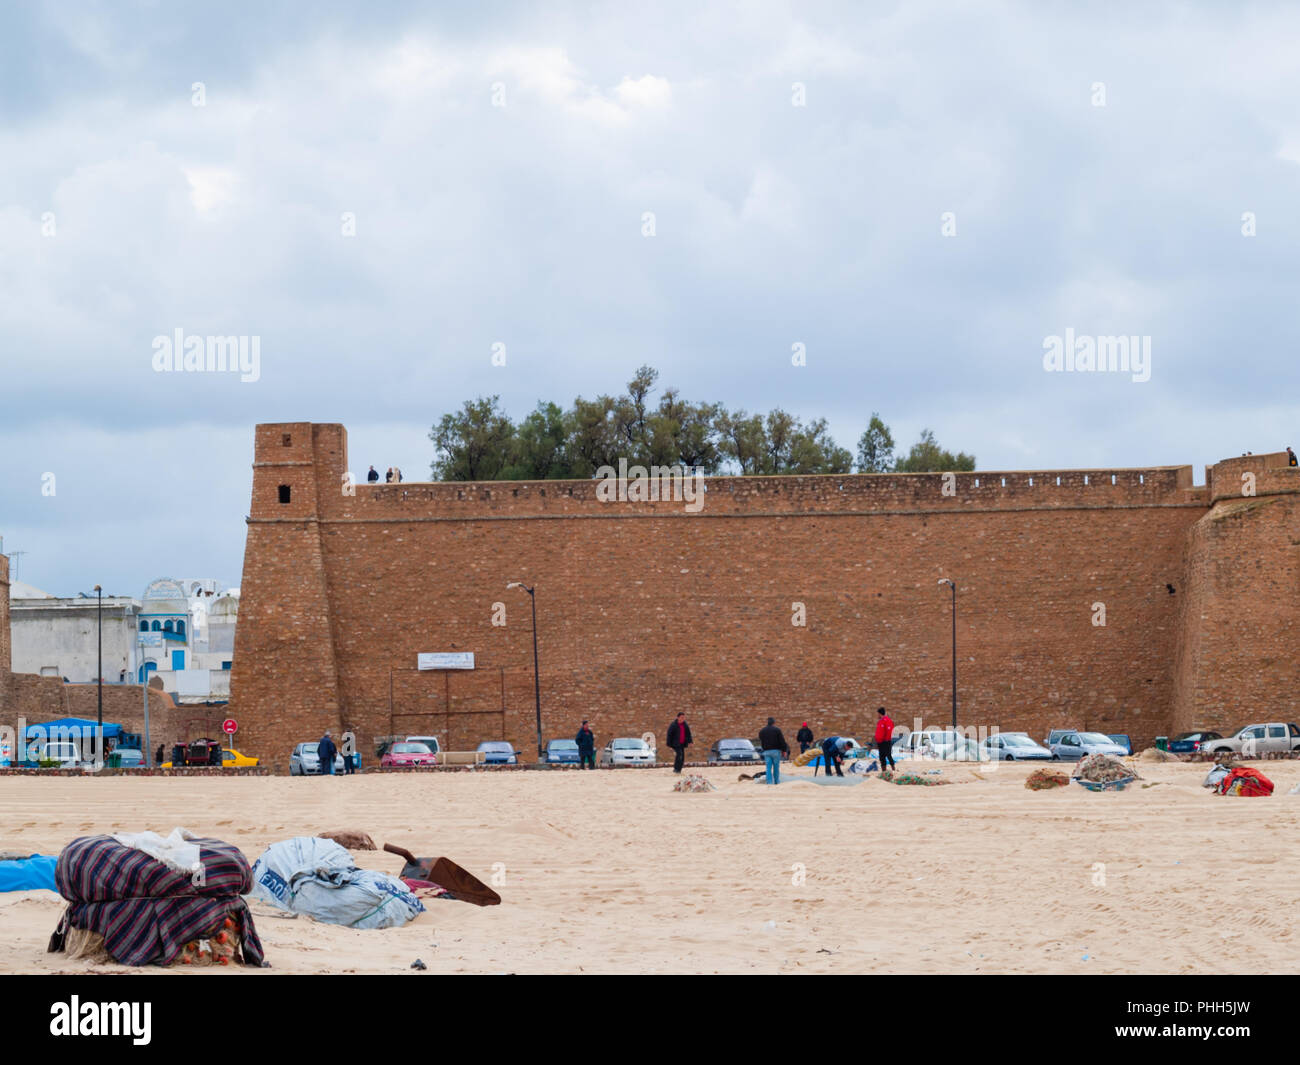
[796,722,814,753]
[666,713,692,774]
[317,731,338,775]
[819,735,850,778]
[757,717,790,785]
[575,719,596,769]
[367,466,379,482]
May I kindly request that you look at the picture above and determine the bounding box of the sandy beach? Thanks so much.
[3,759,1298,975]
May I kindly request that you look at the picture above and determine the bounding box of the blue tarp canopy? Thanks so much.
[23,718,124,740]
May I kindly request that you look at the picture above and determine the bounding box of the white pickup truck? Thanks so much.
[1200,722,1300,757]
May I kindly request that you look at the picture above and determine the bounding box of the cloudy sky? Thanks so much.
[2,0,1297,596]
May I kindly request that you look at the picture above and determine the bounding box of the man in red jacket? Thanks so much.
[874,707,896,772]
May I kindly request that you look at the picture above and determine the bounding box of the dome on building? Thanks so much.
[209,593,239,620]
[141,578,189,616]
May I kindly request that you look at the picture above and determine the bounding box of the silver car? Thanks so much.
[983,732,1053,761]
[1048,731,1128,761]
[290,741,346,775]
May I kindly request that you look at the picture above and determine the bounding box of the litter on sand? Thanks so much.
[1211,766,1274,797]
[250,837,425,928]
[1024,769,1070,791]
[673,774,716,792]
[382,844,501,906]
[48,833,264,967]
[0,854,57,892]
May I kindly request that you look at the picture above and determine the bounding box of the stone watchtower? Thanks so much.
[229,424,349,770]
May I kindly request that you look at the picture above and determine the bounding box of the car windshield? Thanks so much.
[392,743,430,754]
[1079,733,1113,744]
[478,742,512,752]
[612,739,645,749]
[301,743,319,754]
[550,740,579,751]
[719,740,753,750]
[1003,735,1037,747]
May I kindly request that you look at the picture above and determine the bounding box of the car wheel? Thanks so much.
[1003,755,1014,762]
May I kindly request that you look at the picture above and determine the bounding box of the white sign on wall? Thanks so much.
[417,652,475,671]
[138,632,164,647]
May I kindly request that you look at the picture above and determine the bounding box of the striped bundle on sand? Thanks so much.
[49,835,265,967]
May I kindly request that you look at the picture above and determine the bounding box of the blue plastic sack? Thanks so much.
[0,855,58,892]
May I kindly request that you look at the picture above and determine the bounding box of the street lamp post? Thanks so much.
[94,584,103,764]
[937,578,957,731]
[507,582,543,761]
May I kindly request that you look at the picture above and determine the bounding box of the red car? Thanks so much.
[381,741,438,767]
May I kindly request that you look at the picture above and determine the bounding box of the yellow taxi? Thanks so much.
[161,748,259,768]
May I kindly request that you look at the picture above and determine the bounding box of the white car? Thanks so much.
[894,729,988,761]
[404,735,442,756]
[600,737,655,766]
[1200,722,1300,757]
[289,741,346,775]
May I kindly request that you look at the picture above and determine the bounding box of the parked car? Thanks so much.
[289,741,346,775]
[475,741,519,765]
[982,732,1053,761]
[544,739,581,764]
[381,741,438,767]
[709,738,760,764]
[1048,731,1129,761]
[1199,723,1300,758]
[1167,730,1223,754]
[107,748,146,769]
[31,741,87,768]
[1107,734,1133,755]
[894,730,983,760]
[1045,729,1078,747]
[405,735,442,756]
[163,746,260,769]
[600,737,655,766]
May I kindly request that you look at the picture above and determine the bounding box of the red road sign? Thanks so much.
[222,718,237,735]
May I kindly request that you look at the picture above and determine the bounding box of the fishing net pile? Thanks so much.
[1024,768,1070,790]
[1074,754,1138,784]
[882,770,949,787]
[673,775,716,792]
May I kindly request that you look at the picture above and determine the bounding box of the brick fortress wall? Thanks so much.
[228,424,1300,772]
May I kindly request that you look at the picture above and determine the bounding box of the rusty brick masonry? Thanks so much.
[229,424,1300,772]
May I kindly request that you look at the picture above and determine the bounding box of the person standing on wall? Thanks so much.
[575,719,596,770]
[796,721,814,753]
[758,717,790,785]
[318,731,338,776]
[367,466,379,483]
[1288,446,1298,467]
[874,706,896,773]
[666,713,693,774]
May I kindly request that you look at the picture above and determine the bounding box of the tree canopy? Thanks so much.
[428,368,975,480]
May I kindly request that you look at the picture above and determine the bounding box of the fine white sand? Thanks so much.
[3,759,1298,974]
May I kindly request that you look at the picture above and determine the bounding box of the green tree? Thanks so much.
[893,429,975,472]
[501,401,572,479]
[564,394,620,477]
[856,414,896,472]
[429,396,516,481]
[716,408,767,474]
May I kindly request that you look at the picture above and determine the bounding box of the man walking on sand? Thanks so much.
[875,706,896,772]
[575,719,596,770]
[758,717,790,785]
[666,713,692,774]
